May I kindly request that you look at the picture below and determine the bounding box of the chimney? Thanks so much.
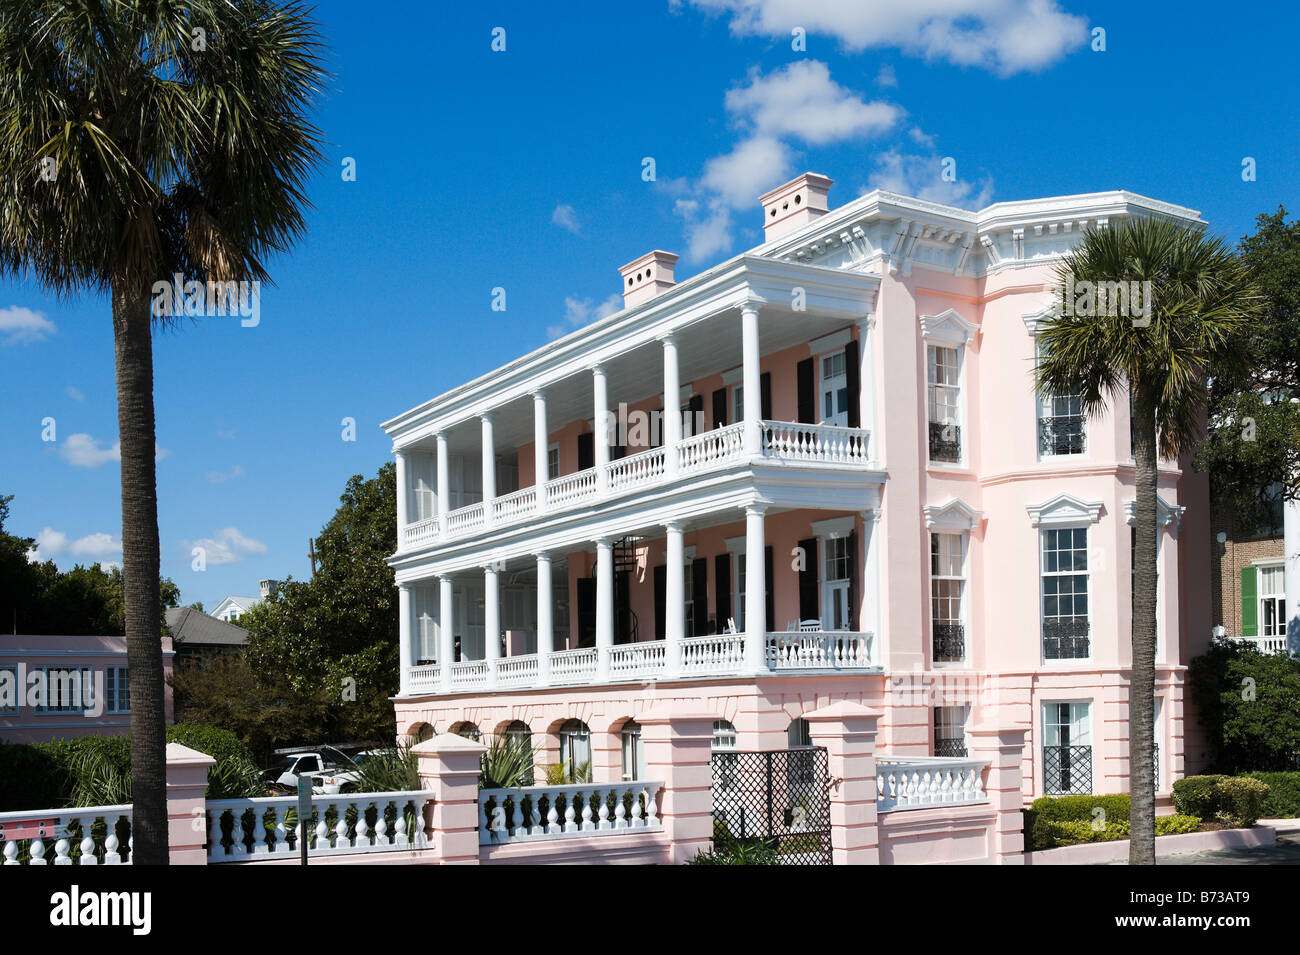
[259,579,280,599]
[759,172,833,241]
[618,250,678,308]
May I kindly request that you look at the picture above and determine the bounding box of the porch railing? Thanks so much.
[479,781,662,845]
[766,631,874,670]
[1,805,133,866]
[876,757,987,812]
[680,633,745,674]
[400,419,872,549]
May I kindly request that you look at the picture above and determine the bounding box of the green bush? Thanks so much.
[1188,641,1300,772]
[688,838,779,865]
[1215,777,1270,828]
[1032,813,1202,850]
[1172,775,1229,818]
[1155,814,1202,836]
[1245,772,1300,818]
[1031,793,1132,825]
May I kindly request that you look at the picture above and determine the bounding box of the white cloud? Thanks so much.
[0,306,56,345]
[551,203,581,234]
[65,386,85,402]
[702,136,794,210]
[546,293,624,339]
[875,63,898,88]
[27,527,122,563]
[867,150,995,209]
[681,0,1088,75]
[724,61,901,145]
[187,527,267,566]
[59,433,120,468]
[205,465,244,484]
[69,532,122,558]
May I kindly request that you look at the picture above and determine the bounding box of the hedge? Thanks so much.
[1031,813,1202,850]
[1172,775,1270,828]
[1031,793,1132,825]
[1244,772,1300,818]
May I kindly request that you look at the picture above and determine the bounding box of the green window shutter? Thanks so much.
[1240,566,1258,637]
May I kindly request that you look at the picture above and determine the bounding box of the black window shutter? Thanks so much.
[712,388,728,429]
[577,577,597,648]
[845,339,861,428]
[692,558,709,635]
[653,565,667,640]
[797,357,816,424]
[687,393,704,437]
[577,432,594,471]
[847,528,859,631]
[652,409,663,448]
[760,372,772,420]
[764,545,775,633]
[715,553,732,624]
[798,537,819,621]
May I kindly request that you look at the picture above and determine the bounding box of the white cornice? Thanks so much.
[919,308,979,347]
[923,498,984,532]
[1026,493,1105,527]
[1124,495,1185,531]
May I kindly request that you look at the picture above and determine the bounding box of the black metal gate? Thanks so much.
[710,748,832,865]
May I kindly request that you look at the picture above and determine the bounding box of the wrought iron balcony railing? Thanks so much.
[932,622,965,662]
[1038,416,1086,456]
[1043,744,1092,795]
[934,738,968,758]
[1042,617,1090,660]
[928,420,961,463]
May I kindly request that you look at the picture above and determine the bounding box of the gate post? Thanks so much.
[804,702,882,865]
[414,733,488,865]
[640,707,716,864]
[967,723,1028,864]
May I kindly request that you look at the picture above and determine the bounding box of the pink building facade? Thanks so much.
[0,634,175,744]
[384,173,1212,804]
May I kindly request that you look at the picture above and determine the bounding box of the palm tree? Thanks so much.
[0,1,325,863]
[1035,217,1258,864]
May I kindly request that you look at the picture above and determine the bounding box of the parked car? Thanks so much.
[262,746,362,795]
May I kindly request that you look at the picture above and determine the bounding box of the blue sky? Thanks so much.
[1,0,1296,610]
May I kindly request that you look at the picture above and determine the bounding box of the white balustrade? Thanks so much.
[448,659,490,691]
[408,663,440,691]
[443,502,485,535]
[1232,634,1288,655]
[766,632,875,670]
[545,469,598,508]
[0,805,132,866]
[679,633,745,674]
[608,641,667,677]
[403,516,440,547]
[478,781,663,845]
[607,447,666,491]
[875,757,988,812]
[207,791,432,862]
[496,653,540,687]
[548,647,598,684]
[492,486,537,522]
[761,420,870,464]
[677,422,745,472]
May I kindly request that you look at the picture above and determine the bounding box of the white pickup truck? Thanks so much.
[262,746,362,795]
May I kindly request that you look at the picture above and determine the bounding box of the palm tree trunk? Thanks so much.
[1129,385,1159,865]
[112,284,168,865]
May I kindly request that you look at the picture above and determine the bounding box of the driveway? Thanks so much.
[1157,828,1300,865]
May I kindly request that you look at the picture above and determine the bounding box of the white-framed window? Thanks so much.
[927,344,961,463]
[1260,564,1286,638]
[621,720,647,781]
[105,666,130,714]
[787,717,812,748]
[930,532,965,663]
[684,558,696,638]
[1042,701,1092,795]
[453,721,481,742]
[0,665,17,715]
[732,384,744,425]
[933,705,968,757]
[547,443,560,481]
[823,536,852,630]
[712,719,737,751]
[559,719,592,782]
[1041,527,1090,660]
[734,553,746,630]
[820,351,849,426]
[411,452,436,522]
[32,667,94,714]
[1036,343,1086,456]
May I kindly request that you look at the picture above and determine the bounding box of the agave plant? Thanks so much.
[351,740,421,793]
[479,735,536,789]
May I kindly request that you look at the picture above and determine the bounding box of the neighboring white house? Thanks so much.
[211,579,282,623]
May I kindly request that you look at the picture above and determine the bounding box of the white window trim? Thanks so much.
[1039,524,1093,665]
[810,516,855,539]
[923,498,983,533]
[1040,699,1095,796]
[920,311,976,469]
[1033,338,1089,461]
[1027,493,1103,528]
[929,530,969,667]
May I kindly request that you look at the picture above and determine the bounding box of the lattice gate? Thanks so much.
[709,748,832,865]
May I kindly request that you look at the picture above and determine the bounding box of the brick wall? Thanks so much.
[1210,502,1283,638]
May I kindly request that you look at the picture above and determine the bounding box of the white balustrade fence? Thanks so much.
[761,421,870,464]
[608,447,666,492]
[679,633,745,674]
[448,659,490,691]
[497,653,540,687]
[409,663,440,691]
[1,805,132,866]
[875,757,988,812]
[403,516,440,546]
[479,781,663,845]
[549,646,598,684]
[206,791,432,862]
[767,632,874,670]
[677,422,745,471]
[492,486,536,522]
[608,641,667,677]
[545,469,598,508]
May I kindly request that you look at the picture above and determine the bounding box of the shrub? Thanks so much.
[1245,771,1300,818]
[1188,641,1300,772]
[688,838,779,865]
[1031,793,1132,825]
[1172,775,1228,818]
[1215,777,1270,828]
[1155,814,1202,836]
[1032,813,1202,850]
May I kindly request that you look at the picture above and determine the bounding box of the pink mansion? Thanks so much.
[383,173,1212,806]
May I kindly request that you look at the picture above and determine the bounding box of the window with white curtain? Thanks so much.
[621,720,647,781]
[823,536,851,630]
[559,719,592,782]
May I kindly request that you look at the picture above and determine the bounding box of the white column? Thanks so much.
[439,576,454,691]
[592,365,610,491]
[435,432,449,525]
[595,538,614,679]
[537,553,553,685]
[742,305,762,455]
[481,413,496,524]
[395,450,409,546]
[857,313,875,452]
[664,522,685,676]
[398,583,412,695]
[533,391,549,512]
[862,509,882,666]
[744,505,768,672]
[1286,497,1300,656]
[662,335,682,475]
[484,563,500,687]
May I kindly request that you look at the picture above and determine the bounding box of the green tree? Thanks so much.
[243,464,399,744]
[1188,641,1300,772]
[0,1,326,863]
[1196,207,1300,529]
[1035,217,1259,864]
